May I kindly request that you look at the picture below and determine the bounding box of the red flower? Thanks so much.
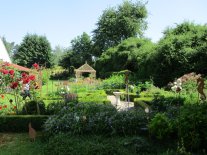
[21,72,28,78]
[1,94,4,99]
[3,105,7,108]
[29,75,35,81]
[13,106,17,109]
[22,78,30,84]
[9,70,15,75]
[10,82,19,89]
[0,106,2,110]
[33,63,39,70]
[2,69,9,74]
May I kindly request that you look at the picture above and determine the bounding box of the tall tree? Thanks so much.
[152,22,207,87]
[59,32,93,69]
[95,37,155,78]
[52,45,66,66]
[92,0,148,57]
[13,34,53,68]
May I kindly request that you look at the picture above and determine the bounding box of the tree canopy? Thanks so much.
[152,22,207,86]
[95,37,155,78]
[13,34,53,68]
[92,0,148,57]
[59,32,93,69]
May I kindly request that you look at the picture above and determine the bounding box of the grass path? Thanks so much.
[0,133,44,155]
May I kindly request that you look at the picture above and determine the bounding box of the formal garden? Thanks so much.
[1,1,207,155]
[0,60,207,155]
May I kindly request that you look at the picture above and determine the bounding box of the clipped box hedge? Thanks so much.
[0,115,49,132]
[134,97,153,108]
[120,93,140,102]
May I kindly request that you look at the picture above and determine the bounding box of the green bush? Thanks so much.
[78,90,110,104]
[44,134,152,155]
[121,93,140,102]
[178,104,207,151]
[98,75,125,89]
[21,100,46,115]
[149,113,173,140]
[0,115,48,132]
[110,109,148,135]
[150,96,185,112]
[134,97,153,108]
[104,89,123,95]
[46,101,75,115]
[44,105,148,137]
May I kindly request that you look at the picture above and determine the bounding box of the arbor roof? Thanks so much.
[75,62,96,72]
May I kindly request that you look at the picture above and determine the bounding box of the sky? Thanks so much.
[0,0,206,49]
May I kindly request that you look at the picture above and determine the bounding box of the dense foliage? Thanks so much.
[0,115,48,132]
[152,22,207,86]
[59,32,93,69]
[14,34,53,68]
[95,37,155,79]
[92,1,148,56]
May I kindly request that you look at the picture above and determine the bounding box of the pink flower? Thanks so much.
[2,69,9,74]
[32,63,39,70]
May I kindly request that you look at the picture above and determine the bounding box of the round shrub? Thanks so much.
[149,113,173,140]
[21,100,46,115]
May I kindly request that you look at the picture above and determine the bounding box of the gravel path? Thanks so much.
[107,95,134,111]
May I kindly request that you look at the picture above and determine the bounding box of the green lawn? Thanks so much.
[0,133,44,155]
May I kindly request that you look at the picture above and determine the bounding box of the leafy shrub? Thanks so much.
[0,115,48,132]
[110,109,148,135]
[44,104,147,137]
[120,93,140,102]
[178,104,207,151]
[134,97,153,109]
[150,96,185,112]
[104,89,123,95]
[21,100,46,115]
[44,134,152,155]
[46,101,72,115]
[149,113,173,140]
[136,81,153,93]
[98,75,125,89]
[50,70,70,80]
[78,90,110,104]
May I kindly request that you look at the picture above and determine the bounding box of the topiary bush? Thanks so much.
[21,100,46,115]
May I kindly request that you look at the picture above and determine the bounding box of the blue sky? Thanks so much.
[0,0,206,49]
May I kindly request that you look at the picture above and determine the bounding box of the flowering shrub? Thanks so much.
[0,61,39,114]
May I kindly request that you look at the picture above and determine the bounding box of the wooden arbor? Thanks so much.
[74,62,96,81]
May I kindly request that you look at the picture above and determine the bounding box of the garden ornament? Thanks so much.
[171,78,182,93]
[28,122,36,142]
[196,75,206,101]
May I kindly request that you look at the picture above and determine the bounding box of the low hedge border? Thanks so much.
[0,115,49,132]
[134,97,153,109]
